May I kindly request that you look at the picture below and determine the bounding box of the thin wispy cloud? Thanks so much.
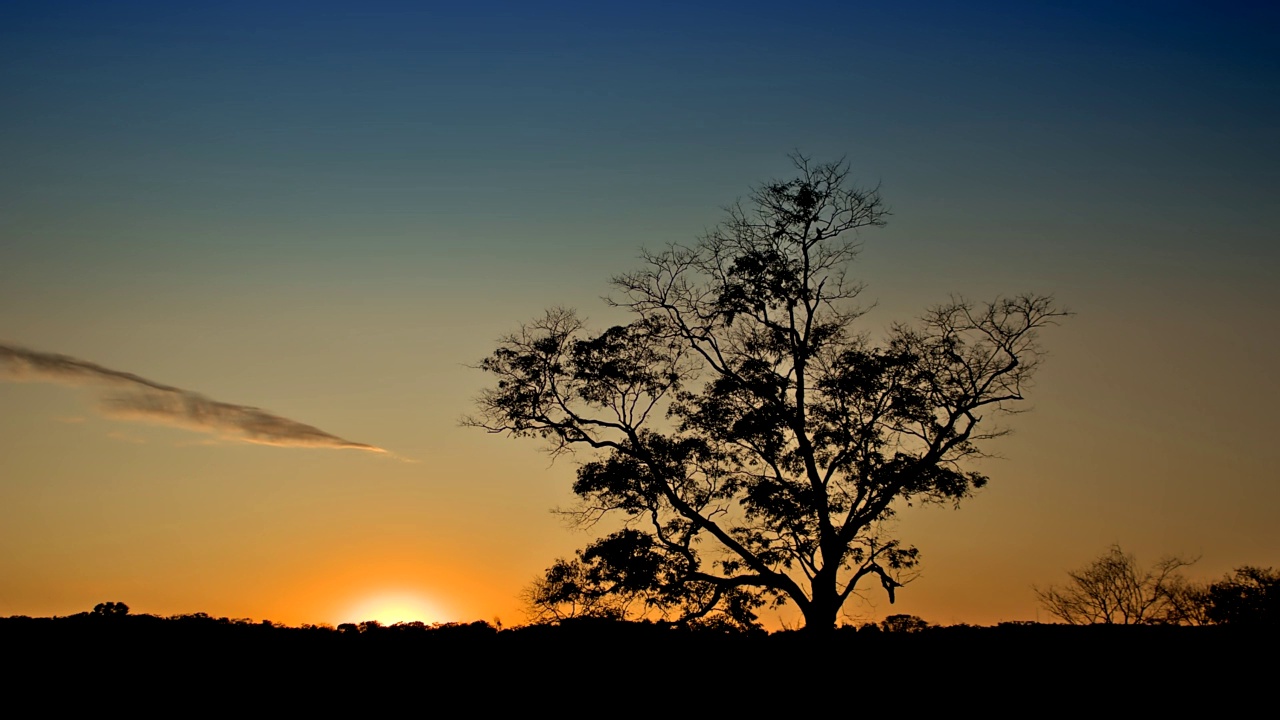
[0,343,387,454]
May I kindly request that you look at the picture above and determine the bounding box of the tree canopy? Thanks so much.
[1203,566,1279,627]
[469,155,1067,632]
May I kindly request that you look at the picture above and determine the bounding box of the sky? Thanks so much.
[1,0,1277,628]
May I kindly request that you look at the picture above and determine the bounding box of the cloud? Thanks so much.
[0,343,387,454]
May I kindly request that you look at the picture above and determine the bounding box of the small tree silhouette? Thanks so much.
[92,601,130,617]
[880,614,929,633]
[1035,545,1196,625]
[1204,566,1279,626]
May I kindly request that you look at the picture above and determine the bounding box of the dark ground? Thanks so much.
[2,614,1268,709]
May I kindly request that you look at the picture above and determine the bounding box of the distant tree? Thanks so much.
[471,154,1067,633]
[1159,574,1215,626]
[1035,545,1197,625]
[880,614,930,633]
[1203,566,1279,627]
[92,601,129,617]
[171,611,211,623]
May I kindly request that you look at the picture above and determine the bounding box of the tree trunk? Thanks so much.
[801,596,841,635]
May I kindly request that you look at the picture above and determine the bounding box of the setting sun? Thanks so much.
[342,592,446,626]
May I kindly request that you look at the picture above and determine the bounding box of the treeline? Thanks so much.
[3,609,1273,700]
[4,605,1275,649]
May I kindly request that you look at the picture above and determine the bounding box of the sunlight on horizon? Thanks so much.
[340,592,447,626]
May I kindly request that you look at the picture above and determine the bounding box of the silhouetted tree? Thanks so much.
[1162,574,1212,626]
[1203,566,1279,626]
[92,601,129,617]
[471,155,1066,633]
[880,614,930,633]
[1035,545,1197,625]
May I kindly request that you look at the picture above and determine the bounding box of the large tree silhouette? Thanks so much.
[470,155,1066,632]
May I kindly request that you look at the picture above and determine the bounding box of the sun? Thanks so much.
[344,592,444,626]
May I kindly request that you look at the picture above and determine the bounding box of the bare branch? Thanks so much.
[1035,545,1199,625]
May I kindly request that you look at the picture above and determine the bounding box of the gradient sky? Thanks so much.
[2,0,1277,627]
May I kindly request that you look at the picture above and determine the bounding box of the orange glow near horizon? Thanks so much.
[340,591,447,626]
